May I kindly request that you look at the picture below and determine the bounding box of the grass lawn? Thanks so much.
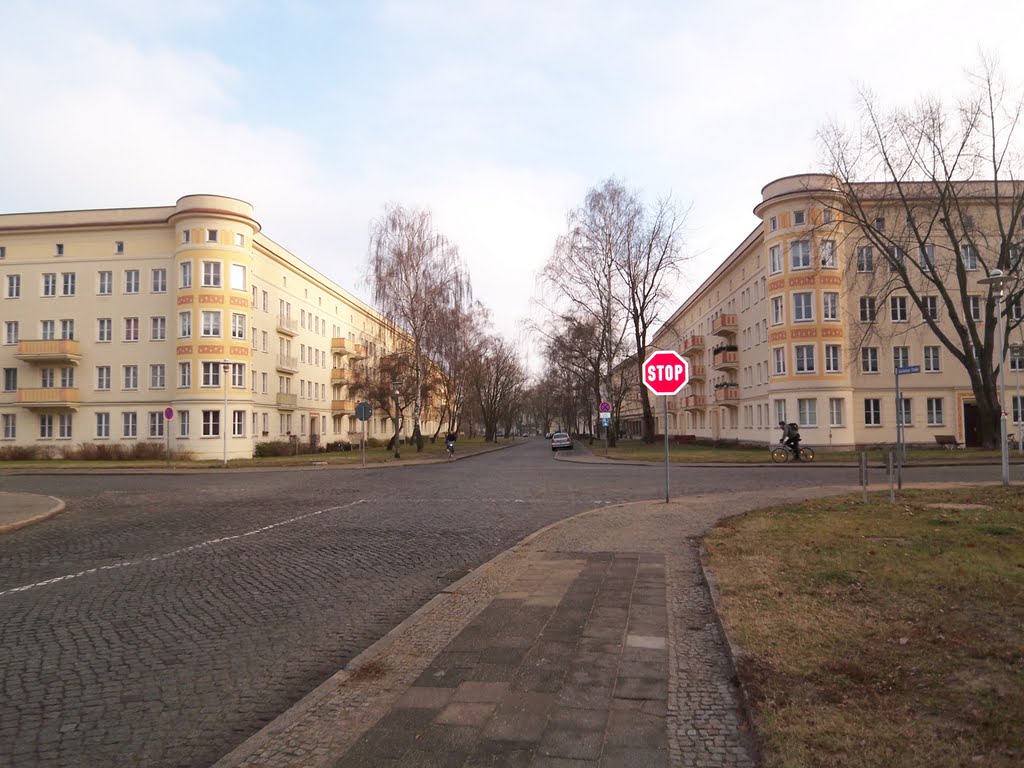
[702,487,1024,768]
[598,439,1009,464]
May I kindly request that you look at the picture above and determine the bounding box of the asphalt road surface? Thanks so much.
[0,441,1002,767]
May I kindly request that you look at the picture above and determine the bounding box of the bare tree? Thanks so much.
[469,336,528,442]
[819,57,1024,447]
[367,204,470,451]
[426,300,490,440]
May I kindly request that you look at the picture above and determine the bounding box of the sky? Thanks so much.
[3,0,1024,372]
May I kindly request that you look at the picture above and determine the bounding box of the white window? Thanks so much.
[793,210,805,225]
[822,209,833,224]
[234,233,245,247]
[793,292,813,322]
[774,399,786,425]
[823,292,839,321]
[860,297,876,322]
[202,362,222,387]
[1014,396,1024,425]
[180,261,192,289]
[150,364,165,389]
[39,414,53,438]
[125,270,140,294]
[115,240,124,254]
[231,313,246,340]
[924,346,941,372]
[201,311,221,337]
[96,413,109,438]
[98,270,113,295]
[60,319,74,340]
[898,398,912,426]
[856,246,873,272]
[123,365,138,390]
[149,412,164,438]
[261,372,268,393]
[927,398,944,425]
[770,296,784,325]
[262,331,268,352]
[233,410,245,436]
[182,229,191,244]
[202,410,221,437]
[2,368,16,391]
[820,240,836,268]
[40,368,54,388]
[919,244,935,269]
[2,413,15,439]
[179,410,190,437]
[60,367,74,387]
[824,344,841,373]
[206,229,218,243]
[151,268,167,293]
[861,347,879,373]
[797,398,816,426]
[202,261,222,287]
[5,321,18,344]
[43,273,57,297]
[769,245,782,275]
[794,344,815,373]
[960,244,979,270]
[57,414,72,439]
[864,399,881,426]
[890,296,908,322]
[888,246,905,270]
[6,274,20,298]
[769,216,778,232]
[123,412,138,438]
[230,264,246,290]
[124,317,139,342]
[828,398,844,427]
[179,311,192,338]
[790,240,811,269]
[179,361,191,388]
[150,316,166,341]
[969,296,982,321]
[923,295,938,320]
[97,366,111,390]
[893,347,910,370]
[1011,347,1024,373]
[41,320,55,340]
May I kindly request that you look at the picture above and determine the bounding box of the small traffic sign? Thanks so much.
[599,401,611,413]
[642,350,690,396]
[164,407,174,420]
[355,402,373,421]
[895,365,921,375]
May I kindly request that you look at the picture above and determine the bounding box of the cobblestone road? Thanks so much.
[0,443,988,767]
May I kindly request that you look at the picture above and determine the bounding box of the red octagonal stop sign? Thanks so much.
[642,350,689,395]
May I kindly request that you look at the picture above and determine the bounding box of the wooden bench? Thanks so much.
[934,434,962,450]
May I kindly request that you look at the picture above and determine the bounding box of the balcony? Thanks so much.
[714,386,740,405]
[15,339,82,364]
[711,314,738,337]
[331,338,362,356]
[276,393,297,410]
[331,399,356,415]
[687,365,707,381]
[276,354,299,374]
[683,395,707,410]
[17,387,80,409]
[331,368,354,385]
[349,343,367,361]
[680,335,704,355]
[276,315,299,336]
[712,349,739,371]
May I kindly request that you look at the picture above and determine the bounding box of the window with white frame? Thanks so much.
[180,261,192,289]
[179,311,192,338]
[97,365,111,390]
[230,264,246,290]
[261,372,268,393]
[5,321,18,344]
[922,295,938,320]
[969,295,982,321]
[2,413,15,439]
[201,362,222,387]
[149,412,164,438]
[151,316,166,341]
[179,361,191,388]
[888,246,906,270]
[822,209,833,224]
[125,270,140,294]
[856,246,873,272]
[820,240,836,268]
[1010,298,1022,320]
[123,365,138,390]
[893,346,910,370]
[919,244,935,269]
[202,410,220,437]
[124,317,139,341]
[898,398,912,426]
[860,297,875,322]
[6,274,20,298]
[770,296,784,325]
[40,368,54,388]
[231,313,246,340]
[60,367,74,388]
[123,412,138,438]
[960,244,979,269]
[179,410,190,437]
[769,245,782,274]
[797,398,816,426]
[58,414,72,439]
[151,268,167,293]
[201,311,221,337]
[790,240,811,269]
[793,292,813,322]
[39,414,53,439]
[231,363,244,388]
[794,344,815,373]
[115,240,124,254]
[41,320,55,340]
[822,292,839,321]
[861,347,879,373]
[150,364,165,389]
[98,270,113,295]
[793,210,805,225]
[182,229,191,244]
[233,410,245,436]
[829,398,844,426]
[202,261,222,287]
[824,344,841,373]
[890,296,908,322]
[206,229,218,243]
[261,331,268,352]
[96,413,109,438]
[235,233,245,247]
[60,319,74,340]
[769,216,778,232]
[1011,346,1024,372]
[2,368,15,391]
[924,346,941,372]
[927,398,944,425]
[43,273,57,297]
[1014,396,1023,425]
[864,398,881,426]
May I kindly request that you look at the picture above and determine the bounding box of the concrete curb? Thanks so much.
[0,495,66,535]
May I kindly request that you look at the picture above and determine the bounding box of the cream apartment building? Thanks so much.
[624,174,1023,448]
[0,194,426,461]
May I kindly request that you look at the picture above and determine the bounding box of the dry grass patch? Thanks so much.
[704,488,1024,768]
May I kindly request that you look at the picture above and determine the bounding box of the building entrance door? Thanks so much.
[963,402,981,447]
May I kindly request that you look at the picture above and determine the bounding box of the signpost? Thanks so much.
[163,407,174,467]
[599,401,611,452]
[642,351,690,503]
[894,365,920,489]
[355,401,373,466]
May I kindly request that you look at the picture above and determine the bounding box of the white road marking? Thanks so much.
[0,499,367,599]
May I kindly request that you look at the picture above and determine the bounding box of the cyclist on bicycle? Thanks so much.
[445,430,457,457]
[779,420,801,456]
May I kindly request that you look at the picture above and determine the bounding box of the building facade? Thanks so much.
[623,174,1023,448]
[0,194,429,460]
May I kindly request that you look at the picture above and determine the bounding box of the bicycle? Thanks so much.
[1009,433,1019,450]
[770,442,815,463]
[446,440,455,459]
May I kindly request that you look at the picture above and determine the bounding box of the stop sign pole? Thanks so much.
[642,351,690,503]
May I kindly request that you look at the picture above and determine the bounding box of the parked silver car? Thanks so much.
[550,432,574,451]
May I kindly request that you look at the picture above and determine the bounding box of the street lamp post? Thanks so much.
[222,359,231,467]
[978,270,1009,485]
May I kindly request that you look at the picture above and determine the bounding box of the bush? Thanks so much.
[325,440,352,452]
[254,441,294,457]
[0,445,47,460]
[365,438,383,449]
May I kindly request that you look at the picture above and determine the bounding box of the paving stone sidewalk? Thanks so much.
[215,486,855,768]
